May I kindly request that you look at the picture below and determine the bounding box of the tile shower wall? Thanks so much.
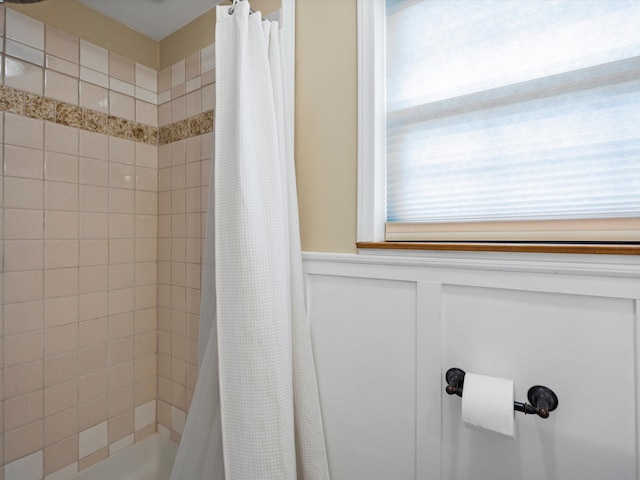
[156,47,215,444]
[0,7,215,479]
[0,7,168,480]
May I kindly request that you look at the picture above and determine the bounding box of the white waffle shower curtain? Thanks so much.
[170,2,330,479]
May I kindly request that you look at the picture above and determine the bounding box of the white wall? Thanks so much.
[304,251,640,480]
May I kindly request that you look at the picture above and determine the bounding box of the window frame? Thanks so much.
[356,0,640,252]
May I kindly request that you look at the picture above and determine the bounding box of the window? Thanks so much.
[358,0,640,244]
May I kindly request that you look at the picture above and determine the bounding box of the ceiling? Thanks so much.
[77,0,224,41]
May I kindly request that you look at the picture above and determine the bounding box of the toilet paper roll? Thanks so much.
[461,372,515,438]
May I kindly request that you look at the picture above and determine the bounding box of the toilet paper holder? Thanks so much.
[445,368,558,419]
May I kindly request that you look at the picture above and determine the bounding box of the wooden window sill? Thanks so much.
[356,242,640,255]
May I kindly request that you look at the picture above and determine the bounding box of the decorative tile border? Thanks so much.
[158,111,213,145]
[0,85,159,145]
[0,85,213,146]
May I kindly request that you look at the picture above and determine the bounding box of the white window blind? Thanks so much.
[385,0,640,241]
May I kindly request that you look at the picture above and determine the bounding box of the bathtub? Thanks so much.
[70,434,177,480]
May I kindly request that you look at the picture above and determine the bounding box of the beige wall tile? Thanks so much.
[44,295,78,328]
[134,423,155,442]
[186,362,197,390]
[6,8,43,47]
[108,361,134,392]
[4,240,44,272]
[171,382,185,411]
[109,91,136,121]
[78,446,108,472]
[46,25,79,63]
[109,264,134,291]
[80,40,108,74]
[109,136,135,165]
[108,385,133,417]
[45,122,79,156]
[4,420,43,463]
[4,145,44,179]
[158,354,171,379]
[78,317,108,349]
[79,131,109,161]
[44,240,79,269]
[135,100,157,127]
[135,331,157,358]
[79,81,109,114]
[45,324,78,357]
[44,407,77,446]
[44,268,78,299]
[157,400,170,429]
[78,396,107,431]
[45,211,79,239]
[109,52,135,84]
[4,390,43,431]
[171,358,185,386]
[44,434,78,476]
[135,239,157,263]
[45,70,78,104]
[108,410,133,444]
[109,337,134,366]
[79,239,109,267]
[4,331,43,367]
[79,266,109,294]
[108,288,134,316]
[135,166,157,192]
[78,371,107,405]
[108,214,135,238]
[135,354,156,382]
[44,352,78,387]
[3,361,43,399]
[79,212,109,239]
[185,90,202,118]
[109,188,135,214]
[4,209,43,240]
[4,177,43,210]
[78,292,108,322]
[45,181,78,211]
[4,301,43,336]
[135,191,157,216]
[79,185,109,212]
[135,285,157,311]
[135,308,157,334]
[135,377,157,407]
[45,53,78,77]
[45,380,78,416]
[185,338,198,367]
[5,113,44,149]
[109,163,135,190]
[5,57,43,95]
[45,152,79,183]
[109,312,134,340]
[78,345,107,377]
[157,376,171,404]
[80,157,109,187]
[135,263,157,287]
[109,239,135,265]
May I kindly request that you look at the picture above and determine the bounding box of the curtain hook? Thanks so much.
[229,0,240,15]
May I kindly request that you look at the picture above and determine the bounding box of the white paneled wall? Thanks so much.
[304,251,640,480]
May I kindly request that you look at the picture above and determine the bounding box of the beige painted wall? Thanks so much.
[295,0,358,253]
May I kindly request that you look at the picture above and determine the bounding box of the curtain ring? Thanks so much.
[229,0,240,15]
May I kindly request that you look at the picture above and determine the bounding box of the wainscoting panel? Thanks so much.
[303,252,640,480]
[307,274,418,480]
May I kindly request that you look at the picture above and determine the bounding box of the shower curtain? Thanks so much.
[170,2,330,479]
